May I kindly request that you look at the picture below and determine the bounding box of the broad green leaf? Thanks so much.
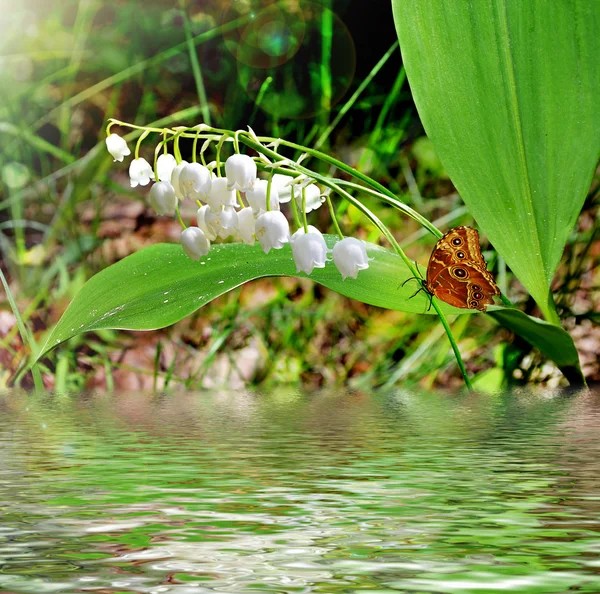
[488,309,583,385]
[391,0,600,321]
[38,240,583,384]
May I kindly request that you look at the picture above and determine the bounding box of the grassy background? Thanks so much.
[0,0,598,392]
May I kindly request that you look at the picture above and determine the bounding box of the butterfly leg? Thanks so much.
[400,261,426,290]
[426,292,433,312]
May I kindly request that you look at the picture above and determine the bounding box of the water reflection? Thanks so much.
[1,390,599,593]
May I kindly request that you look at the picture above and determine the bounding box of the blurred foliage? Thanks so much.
[0,0,598,392]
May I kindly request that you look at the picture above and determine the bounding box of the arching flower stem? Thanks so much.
[134,129,151,160]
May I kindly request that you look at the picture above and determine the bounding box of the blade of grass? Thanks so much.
[314,41,400,150]
[181,1,211,126]
[0,268,43,391]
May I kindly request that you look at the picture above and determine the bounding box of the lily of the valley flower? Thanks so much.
[255,210,290,254]
[197,204,239,240]
[129,158,153,188]
[290,225,323,243]
[215,206,239,239]
[197,204,218,241]
[157,153,177,183]
[181,226,210,260]
[179,162,212,200]
[237,207,256,245]
[106,133,131,162]
[292,231,329,275]
[271,173,294,203]
[207,177,237,210]
[332,237,369,280]
[149,181,177,216]
[296,183,324,213]
[246,179,279,215]
[170,160,188,200]
[225,154,257,191]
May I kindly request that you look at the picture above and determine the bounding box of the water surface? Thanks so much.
[1,390,600,593]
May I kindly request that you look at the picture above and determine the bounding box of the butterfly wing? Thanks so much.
[426,226,500,311]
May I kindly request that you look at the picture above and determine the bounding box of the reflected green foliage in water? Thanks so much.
[1,391,600,593]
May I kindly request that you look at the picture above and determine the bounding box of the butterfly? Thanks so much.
[407,226,501,312]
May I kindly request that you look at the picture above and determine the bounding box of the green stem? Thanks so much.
[192,125,202,163]
[176,205,186,230]
[326,194,344,239]
[236,190,245,209]
[289,186,302,229]
[301,187,308,233]
[430,301,473,392]
[135,129,151,160]
[266,172,273,212]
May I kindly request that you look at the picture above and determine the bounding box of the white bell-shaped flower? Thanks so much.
[129,157,153,188]
[271,174,294,203]
[157,153,177,183]
[225,154,257,191]
[181,226,210,261]
[255,210,290,254]
[237,207,256,245]
[170,160,188,200]
[245,179,279,215]
[215,206,239,239]
[292,231,329,275]
[290,225,324,244]
[148,181,177,216]
[106,133,131,162]
[332,237,370,280]
[179,162,212,200]
[196,204,218,241]
[296,184,325,213]
[207,177,237,210]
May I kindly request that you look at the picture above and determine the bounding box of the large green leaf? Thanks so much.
[37,240,583,384]
[391,0,600,321]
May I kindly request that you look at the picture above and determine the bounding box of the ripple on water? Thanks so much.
[0,390,599,593]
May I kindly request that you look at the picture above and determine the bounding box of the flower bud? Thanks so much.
[179,163,212,200]
[181,226,210,261]
[255,210,290,254]
[225,154,257,191]
[157,153,177,183]
[332,237,370,280]
[292,232,329,275]
[170,160,188,200]
[237,207,256,245]
[105,133,131,162]
[129,158,153,188]
[245,179,279,215]
[148,181,177,216]
[207,176,237,210]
